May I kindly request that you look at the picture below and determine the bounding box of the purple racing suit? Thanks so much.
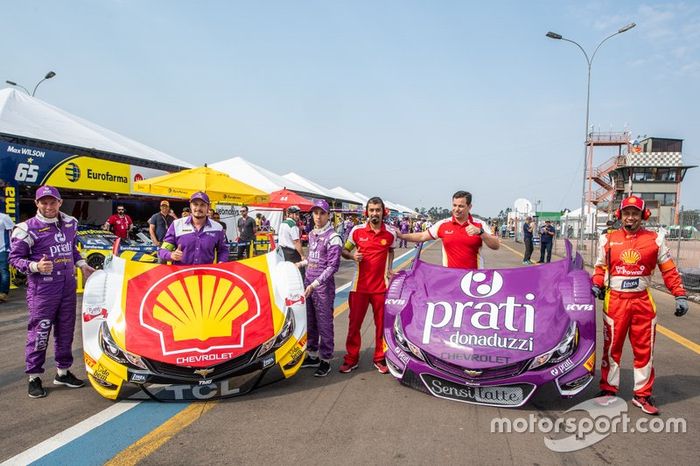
[304,222,342,361]
[9,212,85,374]
[399,220,409,247]
[158,216,229,265]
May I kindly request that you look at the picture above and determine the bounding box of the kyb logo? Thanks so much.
[461,271,504,298]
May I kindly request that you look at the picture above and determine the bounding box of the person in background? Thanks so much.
[279,206,304,264]
[236,206,256,260]
[522,216,534,265]
[148,200,176,247]
[537,220,556,263]
[211,211,226,233]
[0,211,15,303]
[181,207,191,218]
[342,216,354,242]
[10,186,95,398]
[399,217,410,248]
[102,205,133,239]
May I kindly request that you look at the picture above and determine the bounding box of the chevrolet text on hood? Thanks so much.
[423,271,535,352]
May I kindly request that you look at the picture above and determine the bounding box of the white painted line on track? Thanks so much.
[2,401,141,466]
[3,244,423,464]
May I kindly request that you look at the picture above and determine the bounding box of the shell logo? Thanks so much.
[628,196,637,203]
[380,239,387,245]
[152,274,251,341]
[138,267,263,354]
[620,249,641,265]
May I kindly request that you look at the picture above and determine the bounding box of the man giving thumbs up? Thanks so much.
[398,190,499,269]
[10,186,95,398]
[158,192,229,265]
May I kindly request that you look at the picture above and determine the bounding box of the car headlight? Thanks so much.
[393,314,425,361]
[257,308,296,358]
[99,321,147,369]
[529,321,578,371]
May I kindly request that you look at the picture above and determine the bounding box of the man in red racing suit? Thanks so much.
[592,196,689,415]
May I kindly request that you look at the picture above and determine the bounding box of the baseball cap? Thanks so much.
[189,191,210,204]
[620,196,645,211]
[287,205,301,214]
[160,200,170,207]
[35,185,61,201]
[311,199,330,213]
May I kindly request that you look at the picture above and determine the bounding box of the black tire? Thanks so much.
[87,253,106,270]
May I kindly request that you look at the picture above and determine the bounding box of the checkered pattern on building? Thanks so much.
[625,152,683,167]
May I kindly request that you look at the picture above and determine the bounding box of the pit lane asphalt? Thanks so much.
[1,240,698,465]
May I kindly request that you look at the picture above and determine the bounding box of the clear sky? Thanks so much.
[3,0,698,216]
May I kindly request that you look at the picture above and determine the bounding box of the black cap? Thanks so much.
[288,205,301,214]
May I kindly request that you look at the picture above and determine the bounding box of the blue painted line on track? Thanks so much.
[30,402,188,466]
[30,245,423,464]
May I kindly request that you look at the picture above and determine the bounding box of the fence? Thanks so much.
[551,215,700,298]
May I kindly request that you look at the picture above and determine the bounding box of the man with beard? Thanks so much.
[398,190,499,269]
[102,205,133,239]
[340,197,397,374]
[158,192,229,265]
[592,196,688,415]
[295,200,342,377]
[10,186,95,398]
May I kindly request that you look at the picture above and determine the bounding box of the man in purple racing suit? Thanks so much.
[158,191,228,265]
[295,200,342,377]
[10,186,95,398]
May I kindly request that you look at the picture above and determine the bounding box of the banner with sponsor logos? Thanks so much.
[0,141,168,195]
[0,184,18,220]
[44,156,132,194]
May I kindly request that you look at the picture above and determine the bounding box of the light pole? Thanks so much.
[32,71,56,96]
[546,23,635,252]
[4,71,56,97]
[4,80,30,94]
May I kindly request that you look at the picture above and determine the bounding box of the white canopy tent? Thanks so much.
[329,187,364,206]
[353,192,370,205]
[210,156,310,195]
[282,172,339,200]
[353,192,401,215]
[384,200,404,212]
[394,203,420,217]
[0,88,191,168]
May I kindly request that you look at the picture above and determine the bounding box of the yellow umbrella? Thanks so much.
[134,165,269,205]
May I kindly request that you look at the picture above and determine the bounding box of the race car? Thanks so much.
[77,229,158,270]
[384,241,596,407]
[81,248,307,401]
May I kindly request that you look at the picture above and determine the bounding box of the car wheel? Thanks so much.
[87,253,106,270]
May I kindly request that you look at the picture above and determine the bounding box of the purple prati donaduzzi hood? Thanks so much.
[400,260,572,369]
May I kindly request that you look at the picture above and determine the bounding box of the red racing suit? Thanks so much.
[592,228,685,397]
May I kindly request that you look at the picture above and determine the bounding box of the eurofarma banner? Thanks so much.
[0,141,168,195]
